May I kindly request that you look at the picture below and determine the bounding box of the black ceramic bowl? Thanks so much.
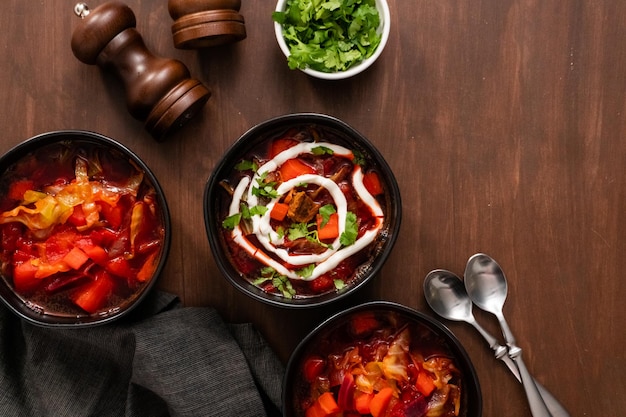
[0,130,170,327]
[283,301,482,417]
[204,113,401,308]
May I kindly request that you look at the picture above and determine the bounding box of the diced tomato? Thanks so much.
[71,271,114,313]
[270,202,289,221]
[98,202,123,229]
[309,274,334,293]
[0,223,23,252]
[362,171,384,196]
[350,312,380,337]
[269,137,299,158]
[279,158,316,181]
[67,205,87,227]
[316,213,339,240]
[90,228,119,247]
[12,261,40,293]
[7,179,34,201]
[105,256,133,279]
[303,356,326,382]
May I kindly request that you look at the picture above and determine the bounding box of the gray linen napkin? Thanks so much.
[0,291,284,417]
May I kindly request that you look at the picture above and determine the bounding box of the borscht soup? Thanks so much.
[284,303,481,417]
[209,115,400,303]
[0,137,168,320]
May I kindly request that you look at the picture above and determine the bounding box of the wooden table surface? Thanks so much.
[1,1,624,415]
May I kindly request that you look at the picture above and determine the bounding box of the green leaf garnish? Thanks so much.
[340,211,358,246]
[297,264,315,279]
[334,279,346,290]
[235,159,258,172]
[252,172,278,199]
[312,145,334,156]
[222,213,241,230]
[273,0,382,73]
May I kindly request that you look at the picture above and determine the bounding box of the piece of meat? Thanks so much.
[287,191,319,223]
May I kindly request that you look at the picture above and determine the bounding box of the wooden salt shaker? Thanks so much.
[168,0,246,49]
[71,1,211,141]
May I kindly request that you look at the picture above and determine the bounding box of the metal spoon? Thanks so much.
[423,269,570,417]
[464,254,554,417]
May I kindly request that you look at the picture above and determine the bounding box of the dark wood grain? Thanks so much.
[1,1,623,416]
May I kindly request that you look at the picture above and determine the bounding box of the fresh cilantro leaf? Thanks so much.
[297,264,315,279]
[352,149,365,166]
[234,159,258,172]
[334,279,346,290]
[288,222,309,240]
[248,205,268,217]
[252,173,278,199]
[312,145,334,156]
[340,211,358,246]
[222,213,241,230]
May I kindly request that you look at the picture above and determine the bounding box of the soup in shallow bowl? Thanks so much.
[204,113,401,308]
[0,130,170,327]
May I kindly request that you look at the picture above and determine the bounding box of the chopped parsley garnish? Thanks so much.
[312,145,334,156]
[222,213,241,230]
[340,211,358,246]
[272,0,382,73]
[235,159,258,172]
[252,172,278,199]
[253,267,296,298]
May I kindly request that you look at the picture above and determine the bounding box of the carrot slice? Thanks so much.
[317,392,340,414]
[316,213,339,240]
[416,370,436,396]
[270,202,289,221]
[62,246,89,270]
[370,387,393,417]
[71,271,114,313]
[355,392,374,414]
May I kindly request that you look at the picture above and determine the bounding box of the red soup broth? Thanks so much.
[290,309,463,417]
[218,125,391,299]
[0,142,166,316]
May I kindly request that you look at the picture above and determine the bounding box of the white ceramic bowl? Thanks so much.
[274,0,391,80]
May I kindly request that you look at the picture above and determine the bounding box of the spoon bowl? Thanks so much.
[464,253,508,317]
[423,269,474,322]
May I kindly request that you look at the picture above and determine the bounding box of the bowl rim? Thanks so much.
[203,113,402,308]
[0,129,171,328]
[282,300,483,417]
[273,0,391,80]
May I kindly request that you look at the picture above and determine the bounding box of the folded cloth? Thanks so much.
[0,291,284,417]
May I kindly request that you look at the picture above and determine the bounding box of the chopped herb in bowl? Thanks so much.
[273,0,390,78]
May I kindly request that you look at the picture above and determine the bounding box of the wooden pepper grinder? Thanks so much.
[71,2,211,141]
[168,0,246,49]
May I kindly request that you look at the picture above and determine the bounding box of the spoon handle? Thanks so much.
[498,316,553,417]
[470,321,570,417]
